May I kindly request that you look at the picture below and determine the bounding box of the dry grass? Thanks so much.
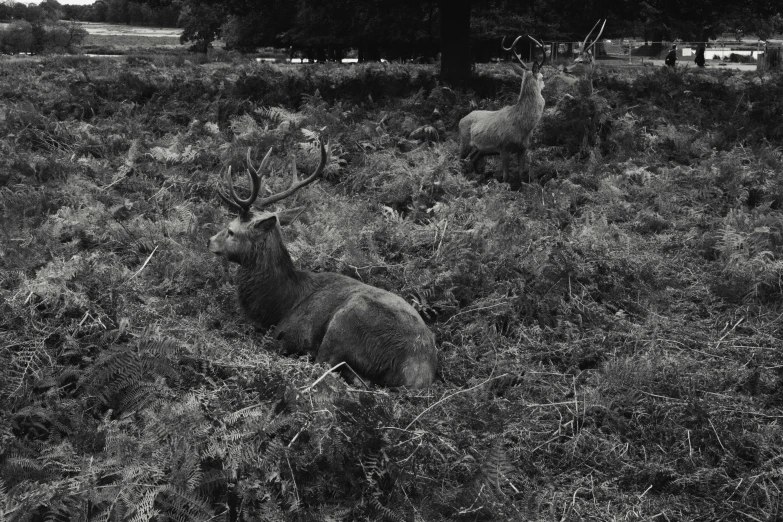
[1,57,782,521]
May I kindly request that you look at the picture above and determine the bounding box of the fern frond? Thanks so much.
[370,497,406,522]
[478,441,516,492]
[157,484,213,522]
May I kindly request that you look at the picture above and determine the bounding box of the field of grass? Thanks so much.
[2,56,783,521]
[80,33,184,54]
[75,23,185,55]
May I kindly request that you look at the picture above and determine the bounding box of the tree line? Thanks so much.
[1,0,780,82]
[165,0,783,82]
[0,0,89,54]
[0,0,180,28]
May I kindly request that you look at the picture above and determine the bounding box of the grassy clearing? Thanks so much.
[80,33,185,55]
[1,58,783,521]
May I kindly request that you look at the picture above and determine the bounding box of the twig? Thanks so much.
[300,361,369,392]
[714,317,744,350]
[434,220,447,259]
[404,374,508,430]
[445,301,510,324]
[560,487,583,522]
[124,245,158,285]
[526,400,581,408]
[708,417,727,452]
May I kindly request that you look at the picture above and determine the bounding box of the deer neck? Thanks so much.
[516,77,541,105]
[235,228,311,327]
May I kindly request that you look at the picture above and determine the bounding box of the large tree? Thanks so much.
[439,0,471,85]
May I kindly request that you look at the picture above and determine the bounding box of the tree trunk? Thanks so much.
[761,46,782,70]
[439,0,471,86]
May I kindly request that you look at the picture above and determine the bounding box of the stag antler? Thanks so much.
[502,35,528,69]
[255,139,327,209]
[217,147,272,215]
[217,139,327,214]
[502,34,546,69]
[580,19,607,57]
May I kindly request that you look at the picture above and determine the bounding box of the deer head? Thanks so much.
[566,19,606,73]
[502,34,547,94]
[209,140,328,265]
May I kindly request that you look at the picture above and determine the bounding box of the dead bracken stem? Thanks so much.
[124,245,158,285]
[404,374,509,430]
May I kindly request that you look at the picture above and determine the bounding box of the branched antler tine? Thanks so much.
[502,35,529,69]
[232,147,268,208]
[584,19,607,54]
[225,166,245,207]
[217,166,243,212]
[501,35,524,52]
[527,35,545,65]
[245,147,259,177]
[256,140,327,209]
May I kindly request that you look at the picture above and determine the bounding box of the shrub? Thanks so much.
[728,53,756,63]
[538,93,613,156]
[0,20,33,54]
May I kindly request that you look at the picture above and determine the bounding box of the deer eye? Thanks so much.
[227,230,234,237]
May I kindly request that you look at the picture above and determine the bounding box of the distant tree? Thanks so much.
[626,0,782,43]
[24,6,48,24]
[219,0,295,51]
[45,21,88,52]
[92,0,109,22]
[0,20,33,54]
[128,2,144,25]
[39,0,64,22]
[153,5,180,26]
[11,3,28,21]
[0,3,12,22]
[440,0,472,85]
[179,3,225,52]
[30,22,48,53]
[106,0,129,24]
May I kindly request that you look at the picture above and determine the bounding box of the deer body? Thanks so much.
[459,88,544,181]
[209,142,437,389]
[459,35,546,185]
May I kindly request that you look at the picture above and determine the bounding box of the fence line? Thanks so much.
[521,40,768,65]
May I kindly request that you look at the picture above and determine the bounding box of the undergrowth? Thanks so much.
[1,58,783,521]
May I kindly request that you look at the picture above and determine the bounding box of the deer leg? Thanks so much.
[518,149,528,183]
[469,149,487,176]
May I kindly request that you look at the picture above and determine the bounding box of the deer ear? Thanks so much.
[253,215,278,231]
[276,206,307,226]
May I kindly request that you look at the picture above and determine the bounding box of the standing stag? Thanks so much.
[459,35,546,186]
[208,140,438,389]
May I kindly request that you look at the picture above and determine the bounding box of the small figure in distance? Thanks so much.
[695,44,706,68]
[665,44,677,68]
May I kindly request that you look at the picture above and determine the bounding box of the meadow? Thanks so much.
[77,23,184,55]
[1,55,783,521]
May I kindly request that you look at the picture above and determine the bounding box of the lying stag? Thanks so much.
[209,140,437,389]
[459,35,546,186]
